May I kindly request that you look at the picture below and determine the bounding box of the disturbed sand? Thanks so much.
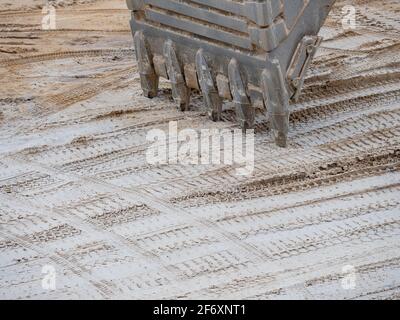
[0,0,399,299]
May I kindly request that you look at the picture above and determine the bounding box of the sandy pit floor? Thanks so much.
[0,0,399,299]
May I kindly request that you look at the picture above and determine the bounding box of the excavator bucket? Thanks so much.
[127,0,336,147]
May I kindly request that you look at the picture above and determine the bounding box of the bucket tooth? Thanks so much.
[163,40,191,111]
[262,59,290,147]
[228,59,255,131]
[195,49,222,122]
[133,31,159,98]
